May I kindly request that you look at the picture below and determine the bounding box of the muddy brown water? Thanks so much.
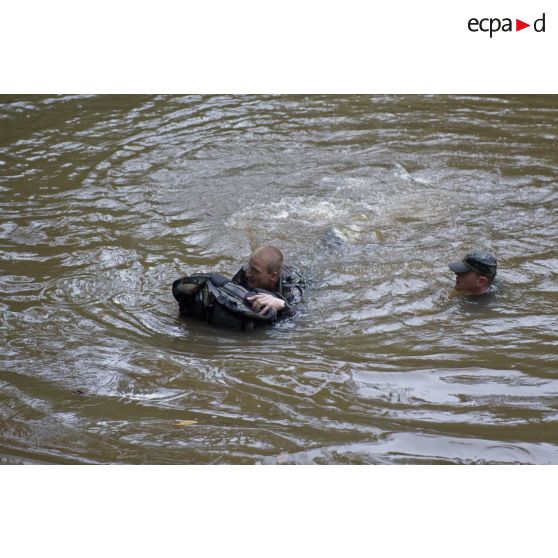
[1,95,557,464]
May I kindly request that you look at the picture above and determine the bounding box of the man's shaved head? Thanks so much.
[252,245,284,274]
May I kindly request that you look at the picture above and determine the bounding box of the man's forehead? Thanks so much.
[248,256,265,271]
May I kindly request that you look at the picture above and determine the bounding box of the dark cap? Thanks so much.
[449,251,497,280]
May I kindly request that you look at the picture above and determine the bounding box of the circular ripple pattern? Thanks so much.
[1,95,557,464]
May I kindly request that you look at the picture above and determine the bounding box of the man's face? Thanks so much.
[454,271,484,294]
[245,255,278,290]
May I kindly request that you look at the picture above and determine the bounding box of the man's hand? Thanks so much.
[246,293,285,315]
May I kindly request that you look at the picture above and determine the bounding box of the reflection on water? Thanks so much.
[1,95,557,464]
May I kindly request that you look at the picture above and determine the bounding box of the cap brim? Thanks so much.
[449,261,472,273]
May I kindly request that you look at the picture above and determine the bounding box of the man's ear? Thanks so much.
[270,271,279,283]
[478,275,488,288]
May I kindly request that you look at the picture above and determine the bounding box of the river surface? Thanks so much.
[1,95,557,464]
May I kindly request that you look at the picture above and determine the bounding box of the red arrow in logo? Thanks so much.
[516,19,530,31]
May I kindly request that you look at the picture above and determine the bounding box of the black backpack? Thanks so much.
[172,273,278,330]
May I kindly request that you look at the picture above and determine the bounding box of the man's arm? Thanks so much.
[279,284,304,317]
[248,283,306,317]
[246,292,285,315]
